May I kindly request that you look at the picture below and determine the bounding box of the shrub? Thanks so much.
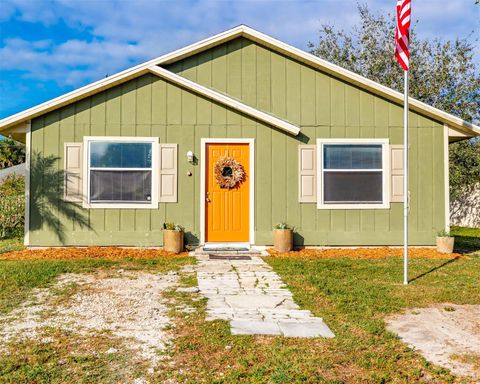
[0,174,25,196]
[0,194,24,238]
[0,174,25,238]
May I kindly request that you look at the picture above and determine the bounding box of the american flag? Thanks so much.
[395,0,411,70]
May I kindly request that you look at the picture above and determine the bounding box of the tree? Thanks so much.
[0,138,25,169]
[308,4,480,198]
[449,139,480,200]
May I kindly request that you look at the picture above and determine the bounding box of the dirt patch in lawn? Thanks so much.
[267,247,462,259]
[386,304,480,381]
[0,269,179,368]
[0,246,188,260]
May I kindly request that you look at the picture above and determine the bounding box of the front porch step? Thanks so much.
[190,247,267,256]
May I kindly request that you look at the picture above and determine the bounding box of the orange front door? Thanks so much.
[205,143,249,242]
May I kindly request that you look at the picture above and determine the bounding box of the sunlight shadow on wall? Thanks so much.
[30,152,91,244]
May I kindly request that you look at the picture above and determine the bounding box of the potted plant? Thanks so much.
[163,222,184,253]
[273,222,294,253]
[436,230,455,254]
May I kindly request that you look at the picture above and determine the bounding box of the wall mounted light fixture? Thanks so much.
[186,150,194,164]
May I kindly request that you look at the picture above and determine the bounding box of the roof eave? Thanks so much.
[1,24,478,137]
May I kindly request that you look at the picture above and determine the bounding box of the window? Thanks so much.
[316,139,389,209]
[84,137,158,208]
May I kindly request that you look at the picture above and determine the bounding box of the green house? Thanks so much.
[1,25,478,248]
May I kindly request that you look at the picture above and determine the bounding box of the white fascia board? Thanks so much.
[239,26,480,137]
[148,65,300,135]
[1,24,479,137]
[0,26,245,131]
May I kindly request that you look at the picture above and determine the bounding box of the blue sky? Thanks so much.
[0,0,479,119]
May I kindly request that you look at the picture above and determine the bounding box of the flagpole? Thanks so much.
[403,69,409,285]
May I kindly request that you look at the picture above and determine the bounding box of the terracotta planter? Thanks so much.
[273,229,293,253]
[163,230,184,253]
[436,236,454,254]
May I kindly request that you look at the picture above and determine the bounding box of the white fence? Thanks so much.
[450,183,480,228]
[0,163,25,183]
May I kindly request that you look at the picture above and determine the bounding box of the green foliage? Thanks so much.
[308,4,480,123]
[0,175,25,239]
[0,174,25,196]
[308,4,480,199]
[436,229,451,237]
[0,236,24,254]
[449,139,480,199]
[273,222,293,230]
[0,195,24,239]
[163,222,184,231]
[0,138,25,169]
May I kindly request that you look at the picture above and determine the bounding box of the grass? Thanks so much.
[0,254,192,383]
[0,255,191,316]
[451,226,480,254]
[0,236,24,254]
[0,230,479,383]
[0,328,150,384]
[153,255,479,384]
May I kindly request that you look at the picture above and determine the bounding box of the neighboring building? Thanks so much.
[0,163,25,183]
[0,26,478,247]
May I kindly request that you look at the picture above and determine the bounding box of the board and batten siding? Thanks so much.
[29,37,445,246]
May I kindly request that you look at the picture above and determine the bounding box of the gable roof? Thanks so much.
[148,66,299,135]
[1,25,478,140]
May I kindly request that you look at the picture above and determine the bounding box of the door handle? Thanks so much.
[206,192,211,203]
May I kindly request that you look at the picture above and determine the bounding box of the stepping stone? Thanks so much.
[278,320,335,338]
[231,320,282,335]
[194,256,335,338]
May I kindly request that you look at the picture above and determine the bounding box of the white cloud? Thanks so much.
[1,0,478,88]
[0,37,147,86]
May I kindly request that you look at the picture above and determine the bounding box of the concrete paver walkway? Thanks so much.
[195,255,334,338]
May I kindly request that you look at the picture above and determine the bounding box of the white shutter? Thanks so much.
[298,145,317,203]
[64,143,83,202]
[159,143,178,203]
[390,145,404,202]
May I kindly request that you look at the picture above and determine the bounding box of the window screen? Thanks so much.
[322,144,383,204]
[88,141,153,203]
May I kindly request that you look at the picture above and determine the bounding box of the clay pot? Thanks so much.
[163,230,184,253]
[274,229,293,253]
[436,236,454,254]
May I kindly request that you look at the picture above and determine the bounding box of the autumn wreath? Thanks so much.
[214,156,246,189]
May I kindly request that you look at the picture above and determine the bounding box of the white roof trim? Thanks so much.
[148,66,300,135]
[1,24,478,137]
[238,26,479,137]
[0,25,246,131]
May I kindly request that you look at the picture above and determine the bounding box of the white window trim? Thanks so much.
[316,138,390,210]
[82,136,159,209]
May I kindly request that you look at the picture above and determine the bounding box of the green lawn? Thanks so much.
[0,256,192,384]
[0,230,479,383]
[155,255,479,384]
[0,236,24,254]
[0,256,190,316]
[451,226,480,254]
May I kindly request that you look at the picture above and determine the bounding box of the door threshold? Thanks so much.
[203,242,250,252]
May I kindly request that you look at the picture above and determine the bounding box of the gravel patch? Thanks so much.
[0,270,179,367]
[387,304,480,381]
